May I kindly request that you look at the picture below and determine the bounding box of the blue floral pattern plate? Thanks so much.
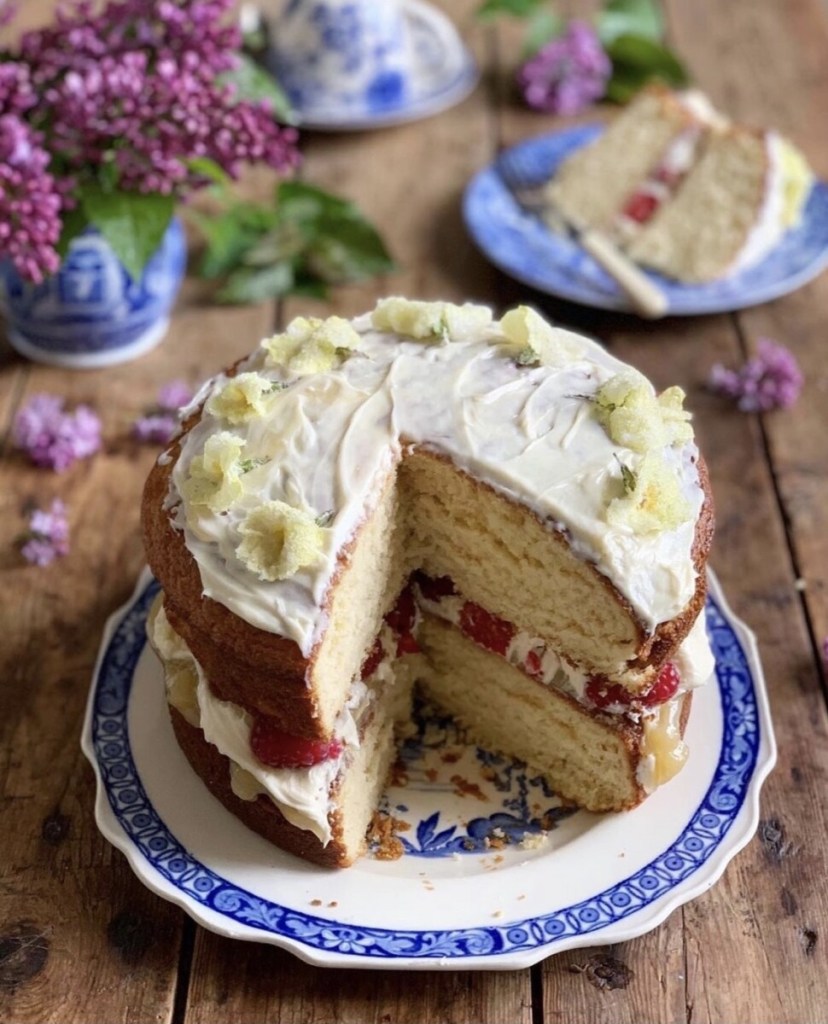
[270,0,478,132]
[463,125,828,315]
[82,569,775,969]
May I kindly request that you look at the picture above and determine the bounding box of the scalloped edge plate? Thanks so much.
[82,569,774,970]
[463,124,828,315]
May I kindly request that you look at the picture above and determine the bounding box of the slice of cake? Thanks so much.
[544,84,812,282]
[142,300,715,867]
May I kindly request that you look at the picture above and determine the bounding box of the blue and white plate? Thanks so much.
[269,0,478,132]
[82,569,775,970]
[464,125,828,316]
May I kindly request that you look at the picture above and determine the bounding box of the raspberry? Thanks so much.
[524,649,544,680]
[459,602,515,656]
[385,584,416,636]
[250,718,344,768]
[396,632,420,656]
[622,191,659,224]
[361,638,384,679]
[641,662,681,705]
[585,677,632,709]
[414,572,457,603]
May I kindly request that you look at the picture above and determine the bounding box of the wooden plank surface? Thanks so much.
[1,1,827,1022]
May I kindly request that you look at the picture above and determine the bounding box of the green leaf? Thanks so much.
[523,9,563,55]
[241,223,308,267]
[276,180,354,225]
[597,0,663,45]
[188,203,278,279]
[55,205,90,261]
[185,156,231,188]
[221,53,295,123]
[216,261,295,304]
[604,34,689,104]
[477,0,546,19]
[305,215,395,284]
[78,187,175,281]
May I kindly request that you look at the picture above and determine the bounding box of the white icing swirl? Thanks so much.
[168,313,706,653]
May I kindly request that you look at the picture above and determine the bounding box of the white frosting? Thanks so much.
[168,313,705,653]
[673,612,715,690]
[150,602,365,844]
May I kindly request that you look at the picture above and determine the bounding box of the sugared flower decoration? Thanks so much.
[499,305,585,366]
[262,315,361,375]
[236,500,326,581]
[206,372,284,425]
[371,298,492,342]
[133,379,194,443]
[607,451,691,533]
[708,339,803,412]
[516,21,611,116]
[20,498,70,565]
[181,432,245,513]
[596,370,693,452]
[13,393,102,471]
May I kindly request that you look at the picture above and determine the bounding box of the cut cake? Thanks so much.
[142,299,715,867]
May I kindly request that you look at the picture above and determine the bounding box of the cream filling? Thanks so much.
[150,601,366,845]
[418,582,714,706]
[170,319,706,653]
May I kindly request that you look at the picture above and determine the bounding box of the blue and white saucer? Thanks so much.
[268,0,478,131]
[82,569,774,969]
[464,124,828,316]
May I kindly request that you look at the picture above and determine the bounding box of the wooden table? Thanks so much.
[3,1,828,1021]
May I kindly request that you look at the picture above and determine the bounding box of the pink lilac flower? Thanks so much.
[0,114,62,282]
[13,393,102,470]
[133,379,193,443]
[157,379,193,410]
[20,498,70,565]
[517,20,611,116]
[708,339,803,412]
[21,0,300,197]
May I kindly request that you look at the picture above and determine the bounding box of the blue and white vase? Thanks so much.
[0,216,186,369]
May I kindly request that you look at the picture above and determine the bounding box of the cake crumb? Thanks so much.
[450,774,487,801]
[795,577,807,591]
[425,768,438,782]
[368,811,411,861]
[517,894,526,901]
[441,750,462,764]
[310,899,322,906]
[328,901,338,907]
[521,831,548,851]
[492,910,503,918]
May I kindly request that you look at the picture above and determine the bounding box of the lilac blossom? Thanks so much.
[517,21,611,116]
[20,498,70,565]
[0,114,62,282]
[708,339,803,412]
[13,393,102,470]
[0,0,300,281]
[21,0,300,197]
[133,379,193,443]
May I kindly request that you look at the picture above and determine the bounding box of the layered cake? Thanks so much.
[142,299,715,867]
[545,84,812,282]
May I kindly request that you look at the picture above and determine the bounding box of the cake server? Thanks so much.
[496,154,669,320]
